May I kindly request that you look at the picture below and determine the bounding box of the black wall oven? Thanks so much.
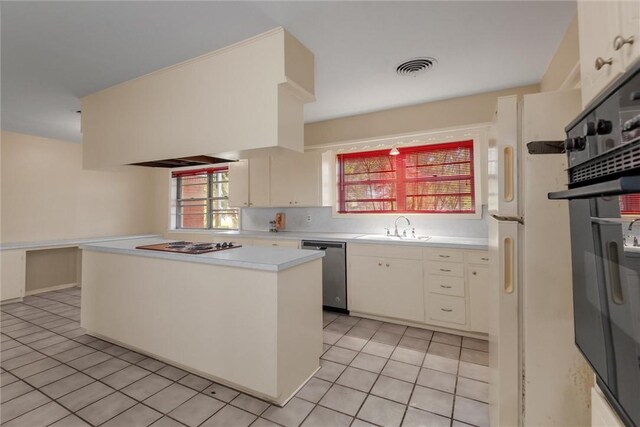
[550,62,640,427]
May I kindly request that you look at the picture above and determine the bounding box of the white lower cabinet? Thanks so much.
[349,255,424,322]
[348,243,490,334]
[468,265,490,333]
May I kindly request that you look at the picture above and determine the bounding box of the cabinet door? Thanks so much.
[348,255,386,315]
[228,160,249,207]
[292,152,321,207]
[384,259,425,322]
[249,157,271,207]
[578,1,623,106]
[619,0,640,69]
[1,250,26,301]
[270,155,294,207]
[468,265,490,333]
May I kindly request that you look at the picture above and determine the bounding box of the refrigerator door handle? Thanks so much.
[503,146,514,202]
[503,236,514,294]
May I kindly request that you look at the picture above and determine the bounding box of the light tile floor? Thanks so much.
[0,288,489,427]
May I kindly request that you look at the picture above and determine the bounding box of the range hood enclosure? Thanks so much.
[81,28,314,169]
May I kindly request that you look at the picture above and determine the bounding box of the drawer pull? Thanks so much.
[441,308,453,312]
[440,285,452,289]
[613,35,634,51]
[481,257,489,261]
[386,263,390,267]
[440,268,451,272]
[595,57,613,70]
[378,262,382,266]
[272,243,278,246]
[439,255,451,258]
[472,271,477,276]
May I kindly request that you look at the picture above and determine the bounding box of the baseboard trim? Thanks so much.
[1,296,24,305]
[348,310,489,340]
[25,282,78,296]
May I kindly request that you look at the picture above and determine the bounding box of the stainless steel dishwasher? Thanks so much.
[301,240,347,313]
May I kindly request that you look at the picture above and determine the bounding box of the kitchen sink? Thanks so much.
[355,234,431,242]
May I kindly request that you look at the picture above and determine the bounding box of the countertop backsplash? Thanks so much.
[241,205,488,238]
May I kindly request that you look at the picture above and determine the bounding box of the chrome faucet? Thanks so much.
[629,218,640,231]
[394,216,411,237]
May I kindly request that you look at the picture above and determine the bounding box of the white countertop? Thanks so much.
[166,229,489,250]
[80,237,325,272]
[0,234,161,251]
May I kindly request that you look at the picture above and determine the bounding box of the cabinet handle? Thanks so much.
[385,263,390,267]
[272,243,278,246]
[595,57,613,70]
[441,308,453,312]
[440,285,452,289]
[294,201,298,204]
[243,202,248,206]
[503,146,514,202]
[248,202,253,206]
[438,255,450,258]
[378,262,382,266]
[472,271,477,276]
[504,237,514,294]
[613,35,634,51]
[481,257,489,261]
[440,268,451,272]
[289,202,293,205]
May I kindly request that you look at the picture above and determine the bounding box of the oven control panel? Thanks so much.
[567,70,640,170]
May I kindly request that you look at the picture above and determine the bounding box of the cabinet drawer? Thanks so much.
[466,251,490,265]
[424,248,463,263]
[428,276,465,297]
[252,239,299,249]
[349,243,422,260]
[426,261,464,278]
[428,295,466,325]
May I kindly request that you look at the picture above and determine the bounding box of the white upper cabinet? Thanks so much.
[228,158,271,208]
[228,160,250,208]
[578,0,639,107]
[228,153,321,208]
[270,152,322,207]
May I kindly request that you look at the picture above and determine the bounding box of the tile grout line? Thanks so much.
[3,293,488,427]
[320,314,487,427]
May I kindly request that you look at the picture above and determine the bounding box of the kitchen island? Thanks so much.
[79,237,324,405]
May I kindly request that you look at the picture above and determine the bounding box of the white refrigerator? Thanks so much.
[488,89,592,426]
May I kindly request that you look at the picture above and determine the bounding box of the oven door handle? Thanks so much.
[548,177,640,200]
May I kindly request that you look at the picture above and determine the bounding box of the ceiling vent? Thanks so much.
[396,57,437,76]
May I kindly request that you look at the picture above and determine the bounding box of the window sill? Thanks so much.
[330,211,483,220]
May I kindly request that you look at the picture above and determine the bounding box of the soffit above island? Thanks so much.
[81,27,315,169]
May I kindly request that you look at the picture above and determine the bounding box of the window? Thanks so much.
[172,167,239,230]
[620,195,640,215]
[337,140,475,214]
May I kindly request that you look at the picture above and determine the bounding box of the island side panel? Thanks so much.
[81,250,279,398]
[276,258,323,404]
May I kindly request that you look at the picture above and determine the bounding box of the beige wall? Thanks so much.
[540,15,580,92]
[304,84,539,146]
[1,130,159,244]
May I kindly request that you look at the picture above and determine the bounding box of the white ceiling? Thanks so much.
[1,1,576,143]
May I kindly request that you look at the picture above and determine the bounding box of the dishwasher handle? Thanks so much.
[301,240,346,250]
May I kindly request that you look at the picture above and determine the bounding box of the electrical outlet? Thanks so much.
[306,215,312,222]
